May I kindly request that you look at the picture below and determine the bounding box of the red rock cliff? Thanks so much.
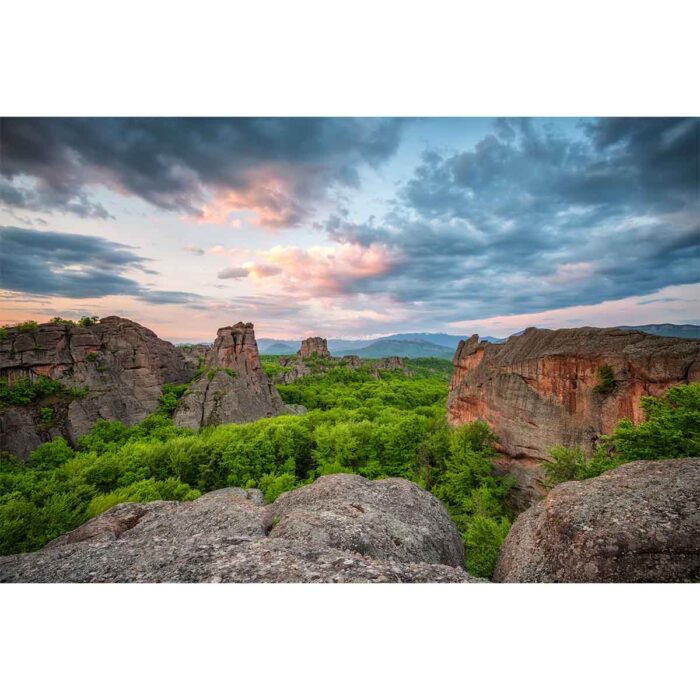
[447,327,700,460]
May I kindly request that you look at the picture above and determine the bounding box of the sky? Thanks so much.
[0,117,698,342]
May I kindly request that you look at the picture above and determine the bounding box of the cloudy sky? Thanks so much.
[0,117,698,342]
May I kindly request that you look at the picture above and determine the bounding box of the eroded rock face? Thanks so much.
[0,317,193,459]
[494,459,700,583]
[173,323,285,430]
[0,474,480,583]
[298,336,331,360]
[448,327,700,461]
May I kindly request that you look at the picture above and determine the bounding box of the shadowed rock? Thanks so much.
[494,458,700,583]
[0,474,480,583]
[0,317,192,459]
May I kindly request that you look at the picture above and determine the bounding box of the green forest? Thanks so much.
[1,354,698,578]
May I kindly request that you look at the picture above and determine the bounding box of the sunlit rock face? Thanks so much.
[0,317,192,459]
[298,336,331,360]
[447,327,700,461]
[173,322,285,430]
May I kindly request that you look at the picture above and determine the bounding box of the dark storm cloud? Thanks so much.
[0,226,203,304]
[328,118,699,321]
[0,118,406,226]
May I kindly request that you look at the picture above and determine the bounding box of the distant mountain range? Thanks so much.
[256,324,700,358]
[620,324,700,339]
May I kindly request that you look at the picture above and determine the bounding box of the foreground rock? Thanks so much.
[0,474,480,583]
[298,336,331,360]
[448,328,700,461]
[0,317,192,459]
[173,323,286,430]
[494,459,700,583]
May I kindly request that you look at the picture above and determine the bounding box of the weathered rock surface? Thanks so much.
[0,474,480,583]
[276,357,313,384]
[0,317,193,459]
[370,356,411,378]
[298,336,331,360]
[448,327,700,461]
[173,323,285,430]
[494,458,700,583]
[269,474,465,568]
[178,343,210,373]
[341,355,362,369]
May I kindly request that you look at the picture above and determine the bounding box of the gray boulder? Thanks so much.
[269,474,465,568]
[0,474,479,583]
[494,458,700,582]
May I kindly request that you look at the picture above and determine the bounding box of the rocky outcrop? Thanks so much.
[0,317,192,459]
[0,474,481,583]
[494,458,700,583]
[173,323,285,430]
[370,356,411,378]
[276,356,312,385]
[298,336,331,360]
[178,343,210,373]
[448,327,700,461]
[341,355,362,369]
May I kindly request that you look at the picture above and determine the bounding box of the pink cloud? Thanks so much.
[251,242,397,297]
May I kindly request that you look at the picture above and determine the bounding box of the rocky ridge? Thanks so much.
[0,473,481,583]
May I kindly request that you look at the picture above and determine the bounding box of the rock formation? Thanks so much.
[298,336,331,360]
[0,474,482,583]
[173,322,285,429]
[494,458,700,583]
[447,327,700,506]
[178,343,210,373]
[341,355,362,369]
[370,356,411,378]
[448,328,700,460]
[0,317,192,459]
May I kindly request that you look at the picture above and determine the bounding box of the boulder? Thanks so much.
[298,336,331,360]
[0,474,481,583]
[173,323,285,430]
[269,474,465,568]
[494,458,700,583]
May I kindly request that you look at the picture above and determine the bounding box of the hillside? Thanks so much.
[354,338,455,359]
[621,324,700,339]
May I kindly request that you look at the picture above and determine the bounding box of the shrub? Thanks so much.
[546,383,700,485]
[39,407,55,425]
[79,316,99,327]
[543,445,590,487]
[0,376,64,406]
[16,320,39,332]
[50,317,76,326]
[593,365,618,394]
